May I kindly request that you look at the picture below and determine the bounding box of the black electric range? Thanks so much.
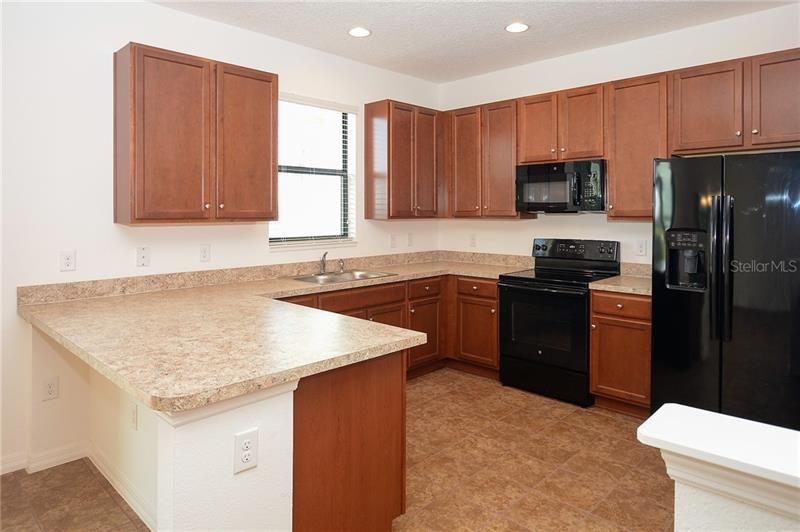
[498,238,620,406]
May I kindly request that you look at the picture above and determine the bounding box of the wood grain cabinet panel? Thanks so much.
[749,49,800,146]
[280,294,319,308]
[481,100,517,217]
[215,63,277,220]
[456,295,498,369]
[590,315,651,407]
[605,74,667,219]
[558,85,604,160]
[408,297,441,368]
[452,106,483,217]
[517,94,558,163]
[670,60,744,152]
[114,42,278,224]
[365,100,439,219]
[368,303,406,328]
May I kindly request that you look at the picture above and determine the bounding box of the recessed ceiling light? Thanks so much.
[505,22,529,33]
[348,27,371,38]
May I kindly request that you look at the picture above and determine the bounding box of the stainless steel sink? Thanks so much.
[293,270,397,285]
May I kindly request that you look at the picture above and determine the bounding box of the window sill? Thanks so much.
[268,239,358,251]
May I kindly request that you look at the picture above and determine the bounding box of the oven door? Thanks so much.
[499,283,589,372]
[515,164,579,213]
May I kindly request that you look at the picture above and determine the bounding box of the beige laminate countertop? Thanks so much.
[19,261,520,413]
[589,275,652,296]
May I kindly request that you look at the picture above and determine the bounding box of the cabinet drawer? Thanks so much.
[456,277,497,299]
[592,291,651,321]
[280,294,319,308]
[408,277,442,299]
[319,282,406,313]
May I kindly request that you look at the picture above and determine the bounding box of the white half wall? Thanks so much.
[434,3,800,262]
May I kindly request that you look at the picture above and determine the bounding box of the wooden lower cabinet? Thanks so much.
[456,294,498,369]
[368,302,406,327]
[408,297,441,368]
[279,293,318,308]
[589,291,652,417]
[293,351,405,532]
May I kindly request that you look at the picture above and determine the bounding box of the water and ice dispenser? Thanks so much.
[665,230,707,291]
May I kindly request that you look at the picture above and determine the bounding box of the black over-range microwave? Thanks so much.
[515,159,606,213]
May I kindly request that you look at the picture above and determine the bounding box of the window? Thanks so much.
[269,100,356,244]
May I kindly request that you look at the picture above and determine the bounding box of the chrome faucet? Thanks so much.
[338,258,345,273]
[319,251,328,274]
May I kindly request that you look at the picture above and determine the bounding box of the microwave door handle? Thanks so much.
[572,173,581,208]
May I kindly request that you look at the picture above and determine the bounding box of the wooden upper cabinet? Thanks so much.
[452,106,483,217]
[216,63,278,220]
[670,60,744,152]
[481,101,517,217]
[414,108,438,216]
[517,94,558,163]
[748,49,800,146]
[389,102,415,218]
[114,43,277,224]
[605,74,667,219]
[364,100,438,219]
[558,85,604,160]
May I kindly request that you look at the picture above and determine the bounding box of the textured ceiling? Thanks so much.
[158,1,785,82]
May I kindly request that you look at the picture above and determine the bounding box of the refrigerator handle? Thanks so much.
[709,195,721,340]
[721,195,735,341]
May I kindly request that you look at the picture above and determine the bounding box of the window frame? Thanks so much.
[269,95,357,246]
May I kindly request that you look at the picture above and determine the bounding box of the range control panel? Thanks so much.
[533,238,620,261]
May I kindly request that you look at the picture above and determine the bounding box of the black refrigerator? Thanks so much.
[652,151,800,430]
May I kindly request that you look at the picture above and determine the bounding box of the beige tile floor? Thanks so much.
[396,369,673,532]
[1,368,672,532]
[0,457,146,532]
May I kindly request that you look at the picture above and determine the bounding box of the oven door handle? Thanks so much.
[499,283,587,297]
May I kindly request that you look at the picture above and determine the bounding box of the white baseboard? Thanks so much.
[26,440,88,473]
[88,443,155,531]
[1,451,28,475]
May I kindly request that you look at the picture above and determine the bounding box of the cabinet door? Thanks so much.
[456,296,498,369]
[452,107,482,217]
[671,60,744,151]
[216,63,277,220]
[749,50,800,146]
[389,102,415,218]
[367,303,406,328]
[590,315,651,406]
[134,45,212,220]
[408,297,441,368]
[558,86,604,160]
[281,294,319,308]
[605,75,667,219]
[481,101,517,217]
[343,308,368,320]
[517,94,558,163]
[414,107,438,217]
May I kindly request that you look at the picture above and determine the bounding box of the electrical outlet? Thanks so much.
[389,234,397,249]
[469,234,477,248]
[136,247,151,267]
[234,427,259,474]
[130,403,138,431]
[43,377,59,401]
[407,232,413,247]
[200,245,211,263]
[59,250,76,272]
[636,239,648,257]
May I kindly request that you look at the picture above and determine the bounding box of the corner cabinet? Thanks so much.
[365,100,441,219]
[114,43,277,224]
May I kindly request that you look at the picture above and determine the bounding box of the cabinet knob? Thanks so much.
[472,286,478,291]
[591,324,596,329]
[475,206,479,210]
[483,205,487,209]
[204,203,210,209]
[424,286,430,291]
[560,147,566,152]
[616,303,624,309]
[608,204,614,210]
[752,129,759,134]
[735,130,742,137]
[550,148,556,153]
[219,203,225,209]
[410,308,416,314]
[490,308,496,314]
[369,317,374,321]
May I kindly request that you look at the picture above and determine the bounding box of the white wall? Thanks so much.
[434,3,800,262]
[1,1,439,470]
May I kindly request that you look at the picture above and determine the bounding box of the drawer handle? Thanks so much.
[410,308,416,314]
[616,303,624,309]
[424,286,430,291]
[490,308,496,314]
[472,286,478,291]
